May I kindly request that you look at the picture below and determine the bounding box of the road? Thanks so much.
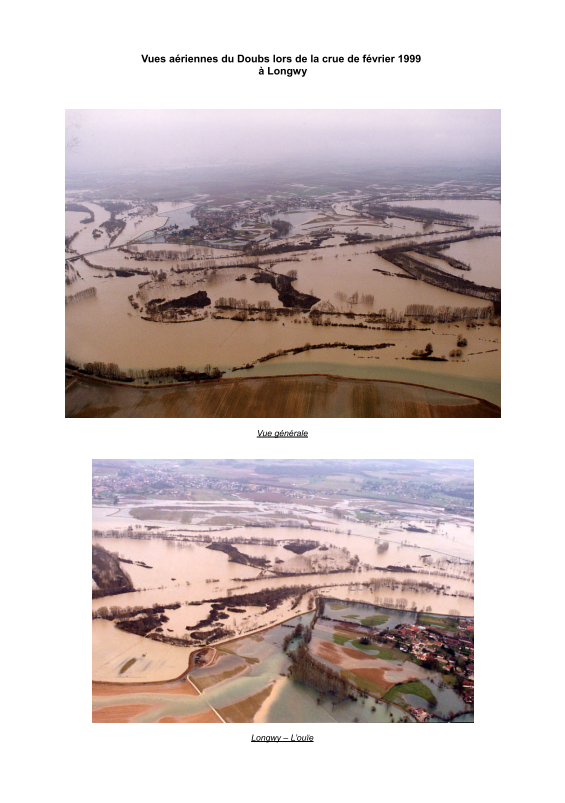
[66,244,124,262]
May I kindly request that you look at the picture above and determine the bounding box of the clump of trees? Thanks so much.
[283,622,304,652]
[270,219,292,238]
[65,202,94,224]
[289,643,355,701]
[146,290,211,315]
[100,201,133,215]
[188,584,311,612]
[188,626,235,643]
[92,544,135,598]
[206,542,270,568]
[412,342,434,358]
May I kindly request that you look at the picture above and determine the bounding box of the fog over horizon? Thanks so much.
[66,109,500,176]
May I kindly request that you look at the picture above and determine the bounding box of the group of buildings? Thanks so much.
[381,619,474,706]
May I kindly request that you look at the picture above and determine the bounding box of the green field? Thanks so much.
[417,614,460,632]
[373,645,411,662]
[384,680,437,707]
[350,639,380,652]
[360,614,389,626]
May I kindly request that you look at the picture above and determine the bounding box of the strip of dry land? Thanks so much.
[67,373,500,418]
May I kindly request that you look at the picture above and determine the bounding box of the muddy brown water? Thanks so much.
[66,200,500,402]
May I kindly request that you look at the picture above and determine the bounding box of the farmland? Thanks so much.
[68,373,500,417]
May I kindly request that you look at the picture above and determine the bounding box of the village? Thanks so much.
[377,617,474,712]
[92,460,474,513]
[92,463,254,500]
[156,195,332,247]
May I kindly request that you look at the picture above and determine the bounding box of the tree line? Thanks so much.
[65,287,96,305]
[66,357,223,383]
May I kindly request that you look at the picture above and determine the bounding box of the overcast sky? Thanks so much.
[65,109,500,173]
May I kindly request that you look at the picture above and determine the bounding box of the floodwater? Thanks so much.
[291,245,494,310]
[67,199,500,401]
[404,238,500,290]
[442,237,501,288]
[112,202,180,247]
[65,200,180,254]
[91,529,474,619]
[93,500,474,560]
[93,612,411,720]
[66,202,112,252]
[92,496,474,621]
[92,618,190,681]
[140,265,282,310]
[65,211,86,237]
[325,601,418,629]
[230,334,501,406]
[155,204,198,229]
[65,276,500,400]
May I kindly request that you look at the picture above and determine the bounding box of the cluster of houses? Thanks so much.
[92,465,259,500]
[92,463,330,506]
[380,619,474,706]
[167,204,242,243]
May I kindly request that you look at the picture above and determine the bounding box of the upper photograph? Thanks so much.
[65,109,501,418]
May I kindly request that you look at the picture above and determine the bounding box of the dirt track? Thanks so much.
[67,373,500,418]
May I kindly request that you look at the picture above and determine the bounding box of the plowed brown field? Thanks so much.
[66,373,500,418]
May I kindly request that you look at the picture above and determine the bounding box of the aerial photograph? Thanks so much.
[92,459,474,723]
[67,110,500,418]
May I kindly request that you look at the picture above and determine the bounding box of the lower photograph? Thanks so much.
[92,459,474,723]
